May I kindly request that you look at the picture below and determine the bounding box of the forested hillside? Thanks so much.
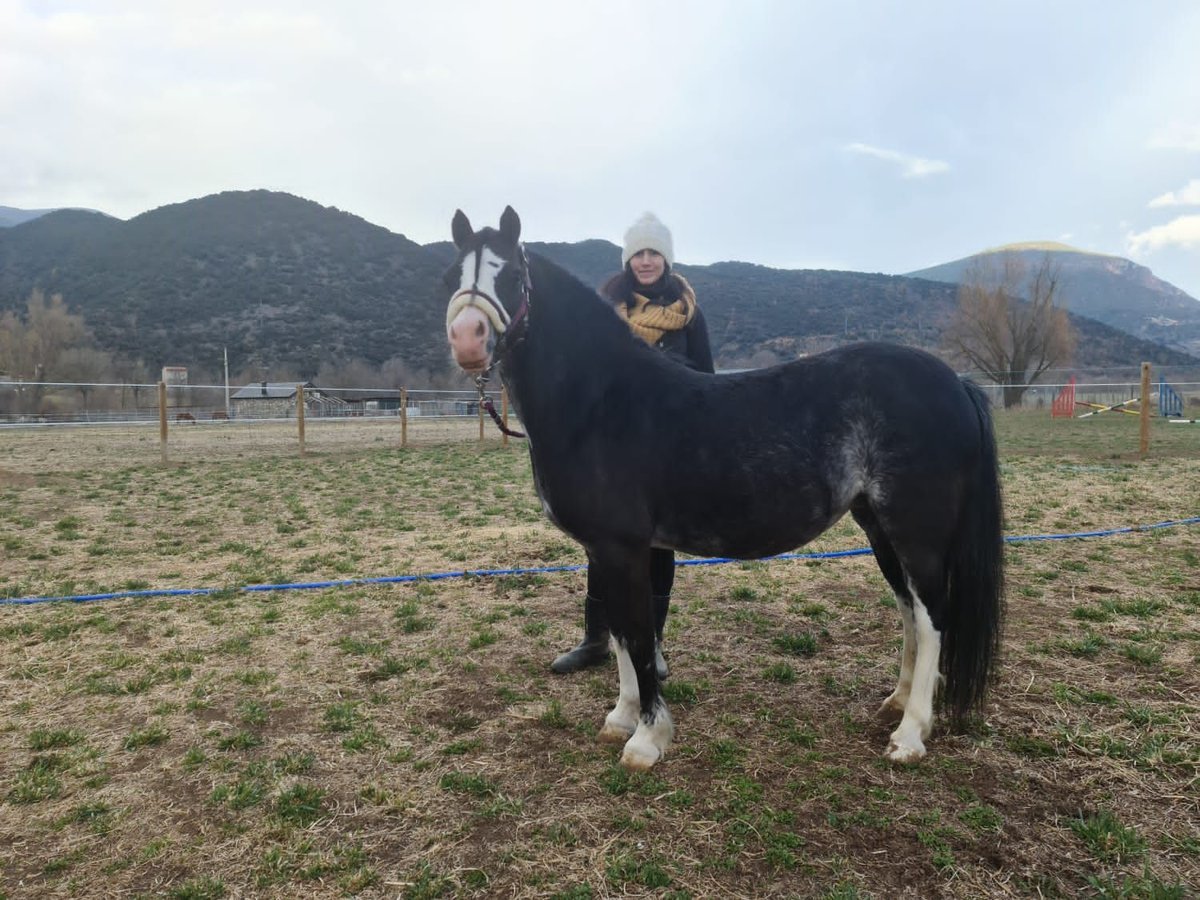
[2,191,1195,385]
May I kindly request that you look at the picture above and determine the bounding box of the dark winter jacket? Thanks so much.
[600,269,715,374]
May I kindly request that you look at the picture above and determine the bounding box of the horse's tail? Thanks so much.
[941,379,1005,723]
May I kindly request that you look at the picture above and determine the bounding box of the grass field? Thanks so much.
[1,411,1198,898]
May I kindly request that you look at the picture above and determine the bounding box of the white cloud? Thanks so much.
[1148,121,1200,152]
[1148,178,1200,208]
[1126,214,1200,255]
[844,142,950,179]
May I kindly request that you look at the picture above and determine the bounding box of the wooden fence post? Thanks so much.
[297,384,307,457]
[400,386,408,448]
[1139,362,1151,458]
[158,381,168,464]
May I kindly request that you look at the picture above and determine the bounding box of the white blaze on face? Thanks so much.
[460,247,505,301]
[447,248,511,336]
[446,247,512,372]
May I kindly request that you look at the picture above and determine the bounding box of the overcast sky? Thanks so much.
[3,1,1199,298]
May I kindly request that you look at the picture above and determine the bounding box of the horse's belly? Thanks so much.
[659,515,839,561]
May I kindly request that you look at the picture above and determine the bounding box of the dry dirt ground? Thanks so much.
[0,412,1197,898]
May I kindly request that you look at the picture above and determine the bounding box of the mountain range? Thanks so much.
[909,241,1200,357]
[1,192,1196,382]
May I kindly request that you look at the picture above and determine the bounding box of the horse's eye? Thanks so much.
[442,266,461,290]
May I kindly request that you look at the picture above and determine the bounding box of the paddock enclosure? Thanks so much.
[1,410,1198,898]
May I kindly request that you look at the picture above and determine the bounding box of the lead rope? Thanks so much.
[475,373,525,439]
[469,244,531,440]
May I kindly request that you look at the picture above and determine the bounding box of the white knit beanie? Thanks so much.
[621,212,674,268]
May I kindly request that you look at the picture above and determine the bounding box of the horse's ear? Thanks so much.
[499,206,521,246]
[451,210,473,250]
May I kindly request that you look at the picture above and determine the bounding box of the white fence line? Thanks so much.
[2,376,1197,425]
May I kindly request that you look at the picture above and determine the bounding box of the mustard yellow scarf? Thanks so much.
[614,276,697,346]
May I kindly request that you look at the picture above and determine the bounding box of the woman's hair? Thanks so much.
[602,266,684,307]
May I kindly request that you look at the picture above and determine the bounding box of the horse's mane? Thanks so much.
[508,251,705,441]
[525,251,685,379]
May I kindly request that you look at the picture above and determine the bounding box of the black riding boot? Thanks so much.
[551,595,610,674]
[654,593,670,680]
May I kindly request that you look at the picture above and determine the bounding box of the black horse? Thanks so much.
[445,207,1004,771]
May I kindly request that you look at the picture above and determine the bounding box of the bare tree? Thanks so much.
[0,290,92,413]
[944,253,1075,408]
[59,346,116,413]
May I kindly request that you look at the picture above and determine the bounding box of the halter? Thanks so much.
[450,243,532,439]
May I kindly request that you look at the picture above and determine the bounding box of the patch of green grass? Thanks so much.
[763,662,797,683]
[958,803,1003,833]
[398,862,452,899]
[8,754,66,804]
[1122,643,1162,666]
[1062,633,1107,658]
[1084,870,1187,899]
[236,700,269,727]
[661,679,704,704]
[394,600,434,633]
[343,724,387,752]
[439,771,498,798]
[29,728,86,751]
[1070,809,1147,863]
[70,800,114,833]
[773,632,819,656]
[606,849,672,889]
[916,824,961,870]
[709,738,746,772]
[1071,605,1113,622]
[540,699,570,729]
[167,875,227,899]
[274,750,316,775]
[442,737,482,756]
[216,731,263,752]
[336,635,388,656]
[231,668,274,686]
[274,783,326,827]
[323,701,359,732]
[365,655,411,681]
[124,724,169,751]
[468,628,498,650]
[210,778,266,810]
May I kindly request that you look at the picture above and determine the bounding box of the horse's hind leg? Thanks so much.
[881,602,916,723]
[589,543,673,771]
[851,502,916,723]
[885,580,942,764]
[854,499,949,764]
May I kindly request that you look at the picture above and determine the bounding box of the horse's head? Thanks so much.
[444,206,529,375]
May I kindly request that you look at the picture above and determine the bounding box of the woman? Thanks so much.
[551,212,715,677]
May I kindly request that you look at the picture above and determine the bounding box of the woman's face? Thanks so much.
[629,249,666,285]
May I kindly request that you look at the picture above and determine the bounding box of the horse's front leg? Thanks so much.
[590,544,673,770]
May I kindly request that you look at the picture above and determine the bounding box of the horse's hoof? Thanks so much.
[876,697,906,723]
[619,741,661,772]
[885,739,925,765]
[598,722,635,745]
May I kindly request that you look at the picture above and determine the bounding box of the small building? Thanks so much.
[230,381,344,419]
